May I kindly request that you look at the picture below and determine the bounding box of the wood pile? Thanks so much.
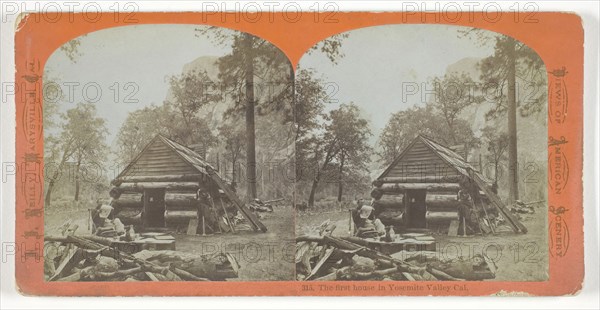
[247,198,283,213]
[510,200,537,214]
[45,228,239,282]
[296,222,496,281]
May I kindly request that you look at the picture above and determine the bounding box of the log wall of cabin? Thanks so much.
[111,138,208,229]
[374,140,463,231]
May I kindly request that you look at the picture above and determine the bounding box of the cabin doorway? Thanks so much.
[144,189,166,227]
[406,190,427,228]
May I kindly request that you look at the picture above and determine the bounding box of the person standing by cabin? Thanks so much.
[457,189,475,235]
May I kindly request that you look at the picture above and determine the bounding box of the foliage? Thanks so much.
[167,70,221,130]
[479,35,546,119]
[294,69,329,181]
[42,73,61,131]
[481,126,509,185]
[307,33,350,65]
[45,103,109,205]
[115,102,217,166]
[327,103,372,172]
[64,103,109,164]
[430,72,478,144]
[59,37,85,63]
[218,120,246,186]
[377,104,474,167]
[306,103,372,206]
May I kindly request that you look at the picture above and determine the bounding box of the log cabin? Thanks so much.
[372,135,526,234]
[109,134,267,233]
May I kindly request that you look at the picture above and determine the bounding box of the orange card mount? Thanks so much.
[14,11,583,296]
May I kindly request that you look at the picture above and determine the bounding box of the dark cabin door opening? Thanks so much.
[144,189,166,227]
[406,190,427,228]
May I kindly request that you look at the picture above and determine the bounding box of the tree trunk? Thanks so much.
[308,147,335,208]
[290,66,297,209]
[231,153,237,190]
[44,147,71,208]
[507,37,519,203]
[307,174,320,208]
[244,34,257,201]
[494,161,500,185]
[45,179,56,208]
[337,154,345,203]
[74,156,81,201]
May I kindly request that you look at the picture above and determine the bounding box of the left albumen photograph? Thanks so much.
[42,25,296,282]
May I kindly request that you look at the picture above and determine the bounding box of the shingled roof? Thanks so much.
[158,135,215,174]
[378,135,493,184]
[113,134,218,182]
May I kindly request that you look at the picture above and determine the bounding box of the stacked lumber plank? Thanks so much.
[296,222,496,281]
[44,233,239,282]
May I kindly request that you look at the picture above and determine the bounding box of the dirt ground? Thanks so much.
[45,202,548,282]
[295,206,548,282]
[44,205,296,281]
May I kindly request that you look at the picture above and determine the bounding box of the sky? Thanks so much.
[298,24,496,142]
[45,24,496,147]
[44,24,232,145]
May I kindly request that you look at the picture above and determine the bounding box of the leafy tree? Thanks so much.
[198,28,346,201]
[115,105,167,166]
[70,104,109,201]
[197,29,293,200]
[469,31,545,203]
[218,121,246,189]
[330,104,372,202]
[44,103,108,205]
[59,37,85,63]
[167,70,220,140]
[294,69,329,184]
[307,104,371,207]
[377,105,474,166]
[431,72,477,144]
[42,73,61,131]
[481,126,509,189]
[115,103,217,167]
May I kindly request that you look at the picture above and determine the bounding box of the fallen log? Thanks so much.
[133,250,239,280]
[94,266,143,280]
[296,235,424,274]
[49,246,79,281]
[336,266,402,280]
[305,248,335,280]
[427,267,465,281]
[46,230,241,282]
[170,267,210,281]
